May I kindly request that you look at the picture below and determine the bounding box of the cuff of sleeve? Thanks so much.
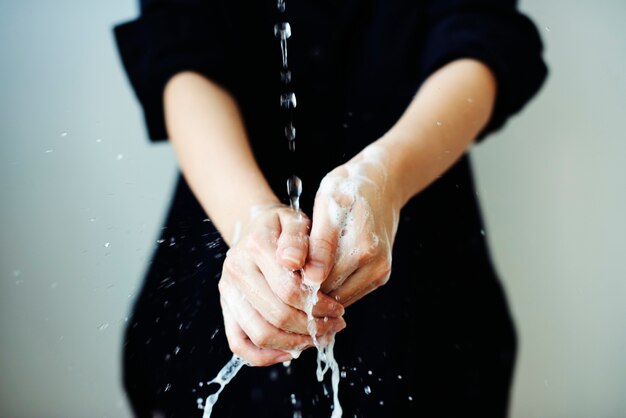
[114,8,233,141]
[418,12,548,141]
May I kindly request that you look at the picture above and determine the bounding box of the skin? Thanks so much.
[163,58,496,366]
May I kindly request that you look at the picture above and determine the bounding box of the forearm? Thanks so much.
[164,72,279,246]
[373,59,497,208]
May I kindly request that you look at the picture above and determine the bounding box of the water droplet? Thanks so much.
[60,131,68,137]
[408,395,413,401]
[95,138,102,143]
[274,22,292,39]
[340,371,347,378]
[164,383,171,392]
[104,242,111,248]
[480,229,485,236]
[545,26,551,32]
[397,374,403,380]
[156,239,165,244]
[364,385,371,395]
[286,175,302,211]
[45,149,54,153]
[174,346,181,355]
[13,270,21,277]
[323,316,329,322]
[281,70,292,84]
[280,92,297,109]
[436,121,442,126]
[285,123,296,141]
[379,400,384,406]
[116,154,124,161]
[97,323,109,331]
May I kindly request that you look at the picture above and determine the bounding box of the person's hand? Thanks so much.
[218,204,346,366]
[303,145,401,307]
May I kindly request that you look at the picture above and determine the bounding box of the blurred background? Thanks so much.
[1,0,624,417]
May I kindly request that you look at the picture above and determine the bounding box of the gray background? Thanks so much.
[1,0,624,417]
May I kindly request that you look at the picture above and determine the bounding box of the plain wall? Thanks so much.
[1,0,624,417]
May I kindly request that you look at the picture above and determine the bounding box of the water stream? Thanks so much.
[200,1,343,415]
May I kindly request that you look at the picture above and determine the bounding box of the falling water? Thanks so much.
[275,6,343,416]
[201,355,245,418]
[200,1,342,416]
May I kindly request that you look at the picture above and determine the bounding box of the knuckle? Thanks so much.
[373,263,392,287]
[357,245,376,263]
[222,256,241,277]
[250,331,272,349]
[311,237,335,257]
[276,283,301,307]
[272,309,293,330]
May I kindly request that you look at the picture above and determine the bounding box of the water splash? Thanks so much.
[302,279,343,417]
[201,355,246,417]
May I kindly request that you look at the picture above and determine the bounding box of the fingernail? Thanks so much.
[282,247,302,265]
[304,261,325,285]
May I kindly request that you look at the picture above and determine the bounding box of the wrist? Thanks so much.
[347,143,407,212]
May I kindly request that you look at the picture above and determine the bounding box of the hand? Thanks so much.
[303,145,401,307]
[218,204,346,366]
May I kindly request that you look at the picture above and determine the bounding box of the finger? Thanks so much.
[276,209,310,270]
[220,275,316,352]
[319,201,373,294]
[227,258,346,335]
[257,247,345,318]
[221,303,292,367]
[329,259,391,307]
[303,192,342,286]
[321,250,359,295]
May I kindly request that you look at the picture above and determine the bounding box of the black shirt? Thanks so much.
[114,1,547,417]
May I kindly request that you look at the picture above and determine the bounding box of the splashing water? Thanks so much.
[301,278,343,417]
[201,355,245,417]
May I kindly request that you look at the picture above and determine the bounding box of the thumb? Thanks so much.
[276,209,311,270]
[303,199,340,286]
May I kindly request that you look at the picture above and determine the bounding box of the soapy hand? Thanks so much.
[218,205,346,366]
[304,145,401,307]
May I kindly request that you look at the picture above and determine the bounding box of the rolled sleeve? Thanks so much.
[419,0,549,140]
[113,1,234,141]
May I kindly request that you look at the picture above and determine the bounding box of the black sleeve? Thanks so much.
[113,0,234,141]
[419,0,548,140]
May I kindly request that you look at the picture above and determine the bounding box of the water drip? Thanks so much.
[280,92,297,109]
[287,175,302,211]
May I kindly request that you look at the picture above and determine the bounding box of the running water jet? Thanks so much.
[200,1,343,415]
